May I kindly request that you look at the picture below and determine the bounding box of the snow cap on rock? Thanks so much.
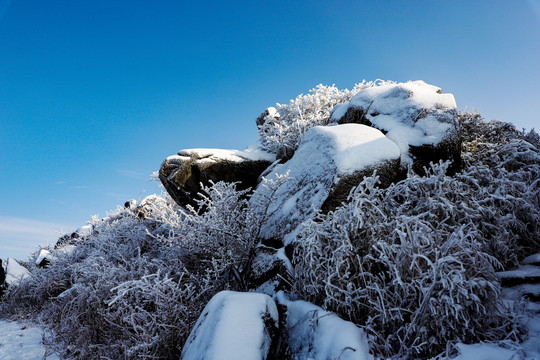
[182,291,279,360]
[331,80,459,168]
[5,257,31,285]
[252,123,400,242]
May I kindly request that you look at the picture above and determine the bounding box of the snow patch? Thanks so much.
[0,320,59,360]
[453,343,519,360]
[276,292,372,360]
[33,248,52,266]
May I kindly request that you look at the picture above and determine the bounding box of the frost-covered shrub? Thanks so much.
[458,112,540,264]
[293,114,538,357]
[258,81,394,158]
[174,182,258,290]
[0,183,267,359]
[176,178,289,290]
[294,165,524,358]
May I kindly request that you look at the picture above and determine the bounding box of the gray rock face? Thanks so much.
[251,124,400,243]
[182,291,279,360]
[159,147,275,209]
[331,81,461,174]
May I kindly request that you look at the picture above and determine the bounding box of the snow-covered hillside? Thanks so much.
[1,81,539,359]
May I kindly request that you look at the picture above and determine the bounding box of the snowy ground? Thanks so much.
[0,320,59,360]
[1,311,539,359]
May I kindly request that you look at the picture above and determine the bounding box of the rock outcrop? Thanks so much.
[251,123,400,243]
[159,147,275,209]
[182,291,279,360]
[331,81,461,174]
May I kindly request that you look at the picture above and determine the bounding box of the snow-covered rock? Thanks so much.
[159,146,275,208]
[182,291,279,360]
[55,224,94,249]
[34,248,53,267]
[248,246,293,295]
[5,257,31,285]
[136,194,170,219]
[276,292,372,360]
[251,123,400,243]
[33,246,76,268]
[256,107,280,128]
[331,80,461,174]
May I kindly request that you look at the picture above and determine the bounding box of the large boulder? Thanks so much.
[331,80,461,174]
[159,146,275,209]
[250,123,400,243]
[182,291,279,360]
[276,292,373,360]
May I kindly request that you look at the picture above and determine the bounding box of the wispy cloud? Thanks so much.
[71,185,89,189]
[0,216,76,260]
[115,168,148,180]
[55,181,67,185]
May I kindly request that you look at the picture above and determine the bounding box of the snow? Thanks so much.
[177,145,276,163]
[57,244,76,255]
[265,106,279,120]
[252,124,399,241]
[276,292,372,360]
[4,257,30,285]
[453,343,520,360]
[497,265,540,279]
[502,283,540,305]
[276,247,293,273]
[316,124,400,176]
[33,248,51,265]
[523,253,540,265]
[0,320,59,360]
[331,80,457,166]
[76,224,93,236]
[182,291,279,360]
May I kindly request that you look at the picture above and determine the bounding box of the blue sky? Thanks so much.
[1,0,539,260]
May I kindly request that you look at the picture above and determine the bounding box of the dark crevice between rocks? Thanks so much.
[500,275,540,287]
[267,303,292,360]
[320,158,401,214]
[409,136,463,176]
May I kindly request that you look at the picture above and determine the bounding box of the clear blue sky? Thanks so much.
[1,0,539,260]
